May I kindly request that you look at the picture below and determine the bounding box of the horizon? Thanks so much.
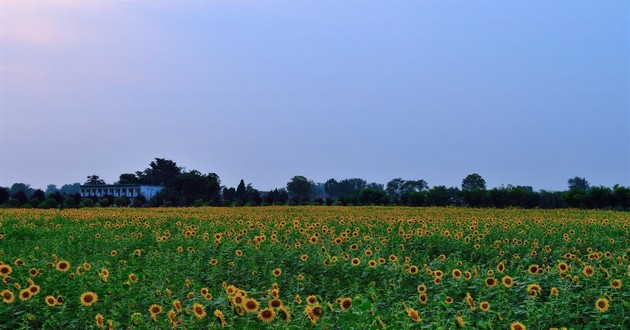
[1,1,628,192]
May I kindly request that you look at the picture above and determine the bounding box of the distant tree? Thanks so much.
[0,187,9,204]
[38,198,59,209]
[118,173,140,184]
[324,179,340,198]
[587,186,613,209]
[401,180,428,193]
[9,183,34,198]
[115,196,129,207]
[462,173,486,191]
[568,177,590,191]
[426,185,451,206]
[63,196,76,208]
[286,175,314,203]
[538,190,566,209]
[236,180,247,203]
[386,178,405,204]
[12,190,29,205]
[45,184,58,194]
[60,183,81,195]
[28,189,44,208]
[81,198,95,207]
[401,191,425,206]
[612,185,630,209]
[358,188,388,205]
[85,175,105,185]
[136,158,182,186]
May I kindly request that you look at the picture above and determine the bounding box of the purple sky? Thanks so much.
[1,0,628,192]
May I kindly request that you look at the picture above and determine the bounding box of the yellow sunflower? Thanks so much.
[80,291,98,306]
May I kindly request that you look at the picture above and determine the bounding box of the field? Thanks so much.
[0,207,628,329]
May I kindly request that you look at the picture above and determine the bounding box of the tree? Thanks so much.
[0,187,9,204]
[118,173,140,184]
[386,178,405,204]
[85,175,105,185]
[568,177,590,191]
[462,174,486,191]
[358,188,387,205]
[286,176,314,203]
[136,158,182,186]
[59,183,81,195]
[45,184,58,194]
[236,179,247,204]
[401,180,428,193]
[9,183,34,198]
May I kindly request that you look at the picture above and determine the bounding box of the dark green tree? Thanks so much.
[568,177,590,191]
[286,175,314,204]
[462,173,486,191]
[85,175,105,185]
[136,158,182,186]
[236,179,247,204]
[118,173,140,184]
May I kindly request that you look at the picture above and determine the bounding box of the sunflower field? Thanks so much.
[0,207,628,329]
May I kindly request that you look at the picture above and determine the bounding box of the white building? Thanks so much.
[79,184,164,201]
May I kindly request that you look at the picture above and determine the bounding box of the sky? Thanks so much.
[0,0,628,192]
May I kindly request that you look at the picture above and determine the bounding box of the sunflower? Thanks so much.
[417,284,427,293]
[479,301,490,312]
[2,289,15,304]
[418,293,429,304]
[452,269,462,279]
[269,298,283,309]
[497,262,506,273]
[29,268,38,277]
[243,298,260,313]
[445,296,454,304]
[610,279,622,289]
[339,297,352,310]
[550,287,559,296]
[200,288,209,295]
[56,295,64,305]
[409,265,419,274]
[306,295,318,305]
[148,304,163,320]
[19,289,31,301]
[300,254,308,261]
[56,261,70,272]
[582,265,595,277]
[95,313,104,328]
[173,299,184,313]
[595,298,609,312]
[277,305,291,323]
[272,268,282,277]
[351,258,361,266]
[406,307,421,322]
[193,303,206,319]
[305,305,320,324]
[28,284,40,295]
[128,273,138,283]
[502,275,514,288]
[557,262,569,273]
[527,264,539,275]
[465,293,475,310]
[485,277,498,287]
[455,316,466,328]
[80,291,98,306]
[258,308,275,322]
[167,309,177,326]
[368,260,377,268]
[209,258,218,266]
[510,321,527,330]
[214,309,227,328]
[45,295,57,307]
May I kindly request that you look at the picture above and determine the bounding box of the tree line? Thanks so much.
[1,158,628,210]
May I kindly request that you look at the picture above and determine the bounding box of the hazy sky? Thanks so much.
[1,0,628,192]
